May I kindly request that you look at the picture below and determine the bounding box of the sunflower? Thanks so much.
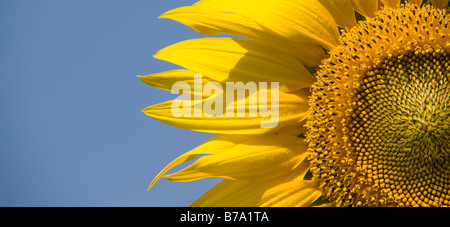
[140,0,450,207]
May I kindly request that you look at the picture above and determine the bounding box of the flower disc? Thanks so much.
[306,3,450,207]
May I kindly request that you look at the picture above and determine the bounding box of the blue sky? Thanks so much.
[0,0,221,207]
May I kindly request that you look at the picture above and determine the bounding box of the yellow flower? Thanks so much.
[140,0,450,207]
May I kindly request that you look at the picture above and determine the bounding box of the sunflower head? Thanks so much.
[143,0,449,207]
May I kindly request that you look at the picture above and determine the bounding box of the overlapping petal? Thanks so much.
[159,6,326,66]
[148,134,252,190]
[142,88,310,134]
[194,0,341,50]
[138,69,212,99]
[165,135,310,181]
[191,161,321,207]
[351,0,378,18]
[381,0,401,8]
[153,37,316,93]
[318,0,357,28]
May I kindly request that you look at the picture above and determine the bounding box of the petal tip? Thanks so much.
[158,10,171,19]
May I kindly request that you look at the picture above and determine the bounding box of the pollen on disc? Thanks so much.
[306,3,450,207]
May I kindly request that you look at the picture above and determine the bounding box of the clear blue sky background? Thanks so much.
[0,0,221,207]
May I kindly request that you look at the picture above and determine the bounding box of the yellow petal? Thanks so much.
[261,180,321,207]
[273,122,307,137]
[165,135,310,181]
[318,0,357,28]
[148,134,252,190]
[191,161,322,207]
[154,37,316,92]
[159,6,326,66]
[380,0,401,8]
[429,0,449,8]
[194,0,341,50]
[351,0,379,18]
[407,0,423,5]
[142,88,310,134]
[138,70,212,99]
